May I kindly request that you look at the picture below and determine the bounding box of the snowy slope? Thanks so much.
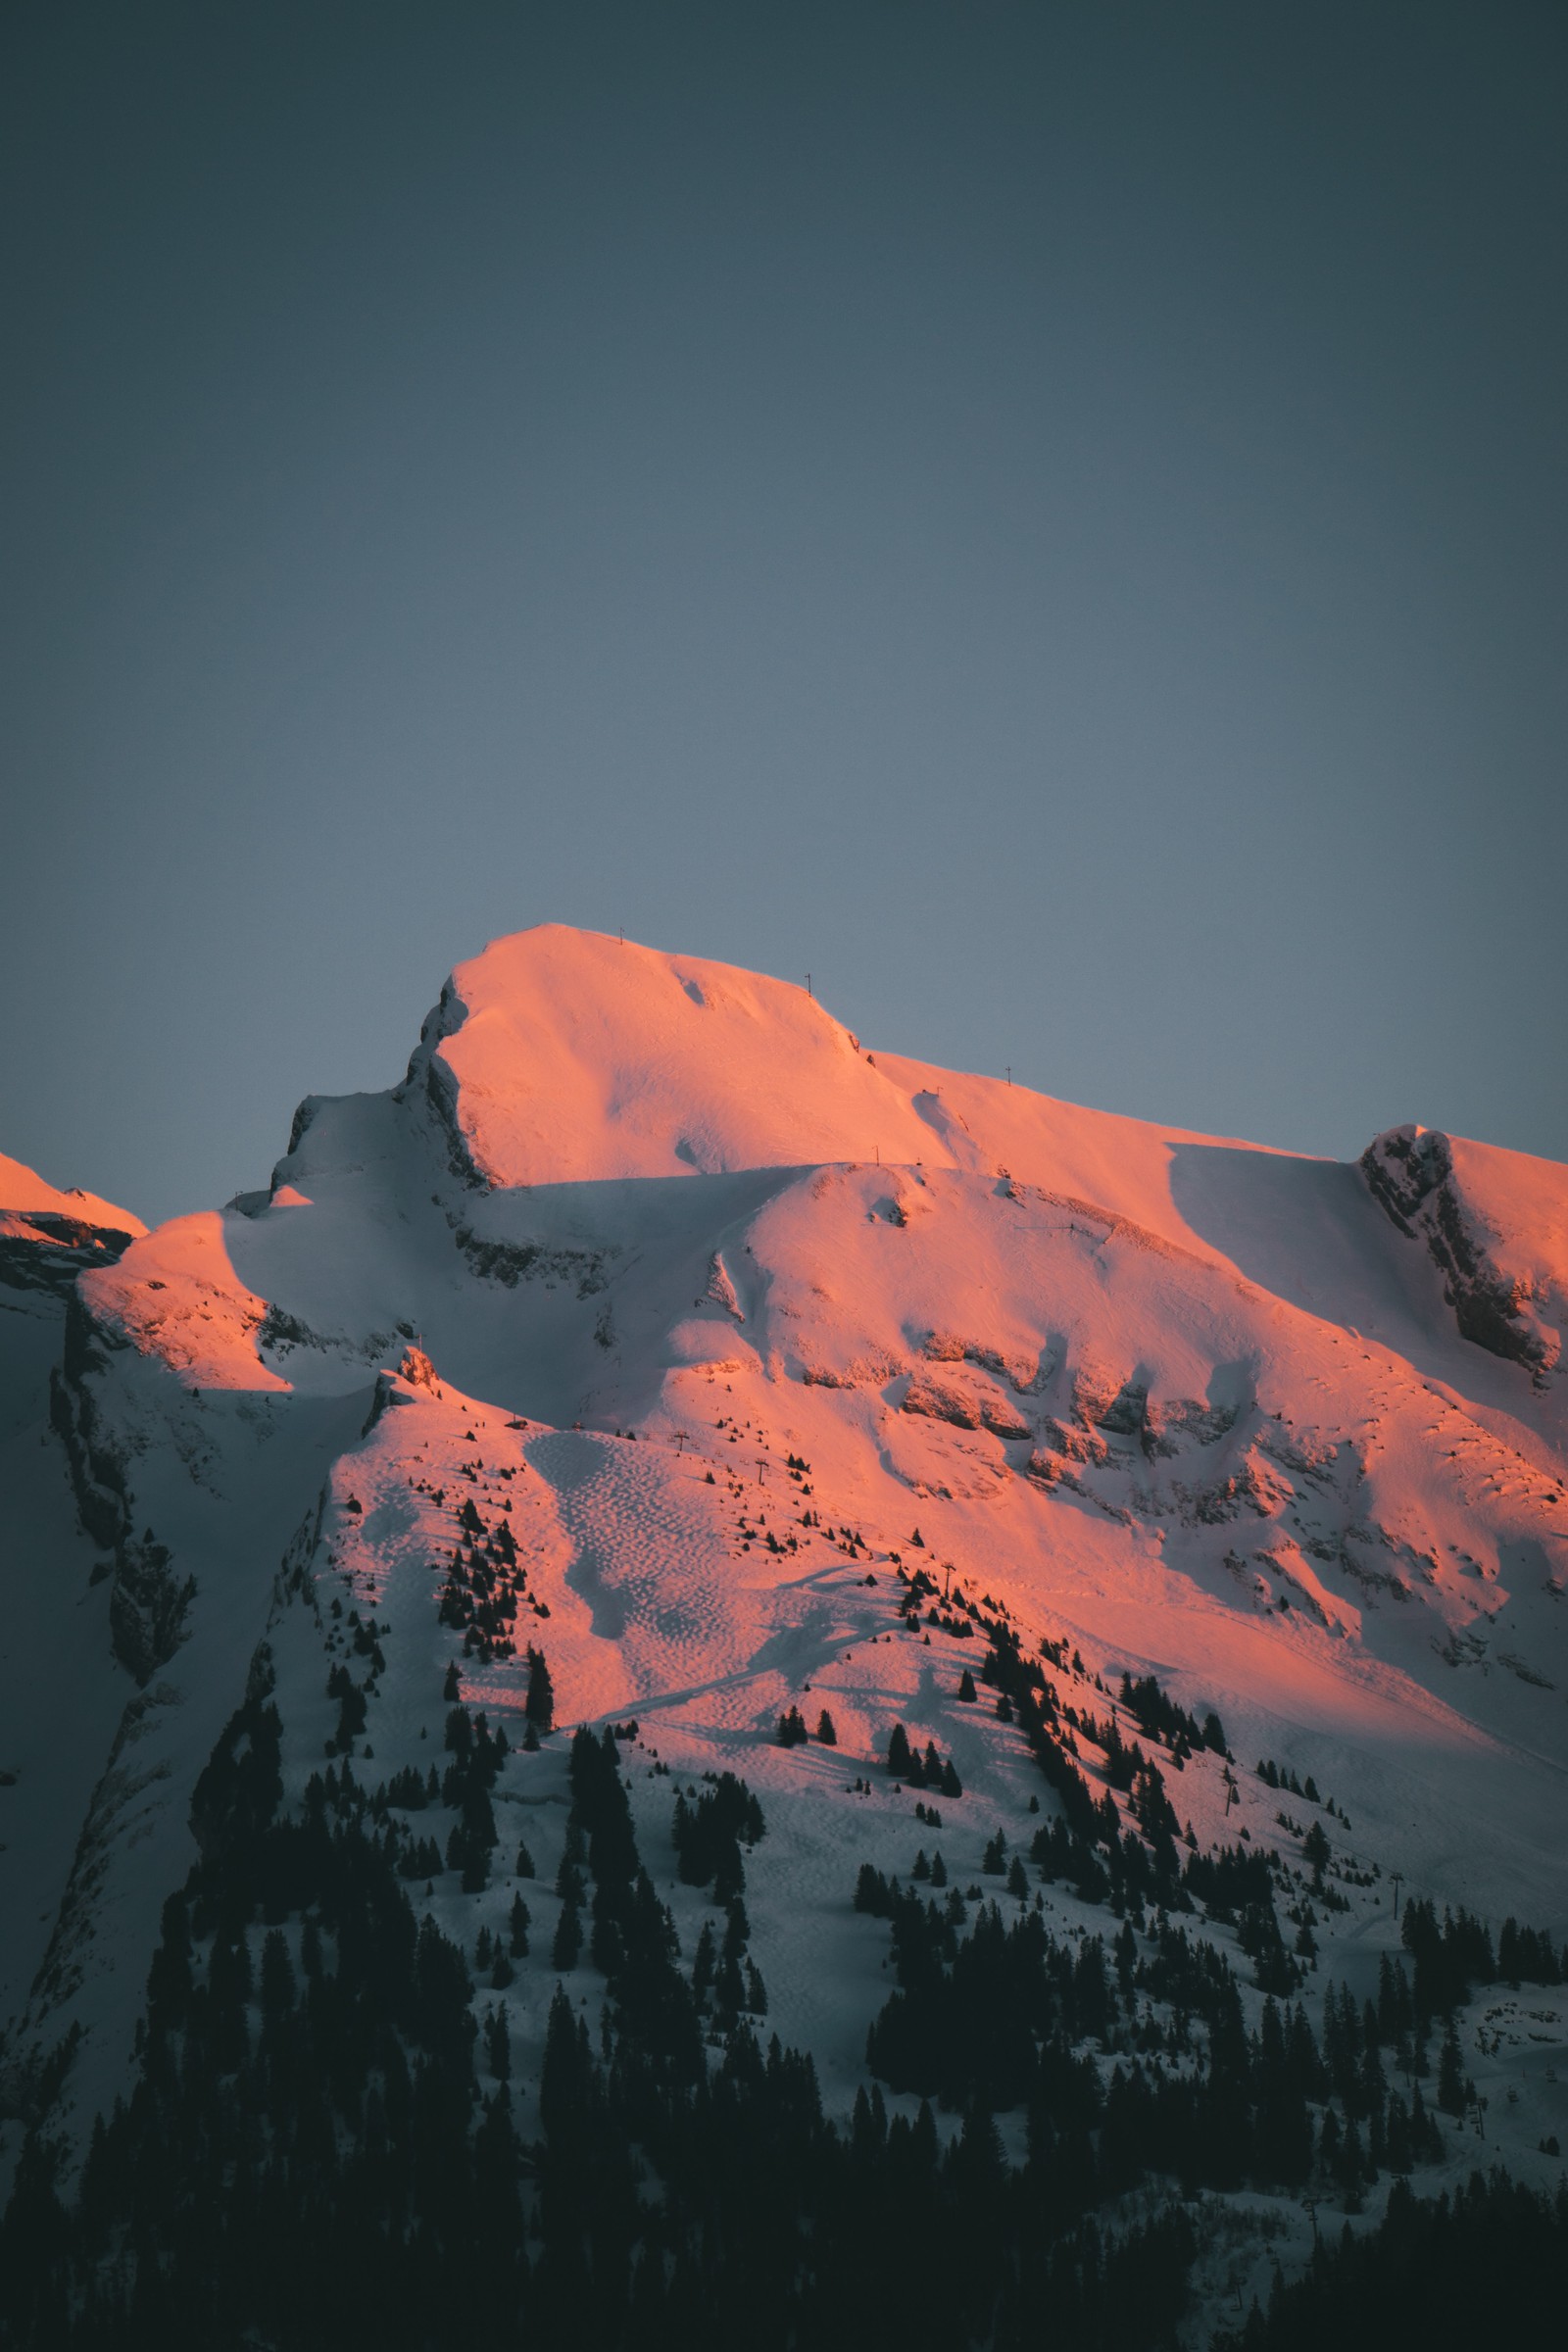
[3,926,1565,2222]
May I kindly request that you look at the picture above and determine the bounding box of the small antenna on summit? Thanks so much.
[805,972,811,999]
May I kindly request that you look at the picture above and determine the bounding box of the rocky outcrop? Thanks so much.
[901,1370,1032,1440]
[394,976,488,1191]
[51,1297,195,1682]
[902,1373,982,1430]
[49,1313,129,1554]
[1361,1127,1553,1377]
[0,1209,138,1300]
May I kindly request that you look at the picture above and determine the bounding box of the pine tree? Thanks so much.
[956,2104,1006,2198]
[1438,2016,1466,2116]
[1302,1821,1331,1883]
[716,1953,746,2020]
[1385,2090,1413,2174]
[815,1709,838,1745]
[887,1723,913,1778]
[525,1645,555,1734]
[260,1928,295,2021]
[515,1838,536,1879]
[509,1894,531,1957]
[855,1863,892,1915]
[484,2005,512,2081]
[712,1840,746,1906]
[443,1660,461,1701]
[552,1898,582,1972]
[958,1669,977,1702]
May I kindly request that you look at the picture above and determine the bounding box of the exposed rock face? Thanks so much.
[900,1369,1032,1440]
[1361,1126,1558,1378]
[0,1211,139,1299]
[901,1372,982,1430]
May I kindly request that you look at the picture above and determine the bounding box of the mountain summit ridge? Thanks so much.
[396,923,938,1187]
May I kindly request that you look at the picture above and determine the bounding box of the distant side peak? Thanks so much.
[1360,1124,1564,1380]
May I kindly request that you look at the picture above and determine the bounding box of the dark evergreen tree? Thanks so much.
[525,1644,555,1734]
[1438,2016,1466,2116]
[484,2005,511,2079]
[552,1899,583,1972]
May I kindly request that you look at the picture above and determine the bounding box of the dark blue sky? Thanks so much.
[4,2,1564,1224]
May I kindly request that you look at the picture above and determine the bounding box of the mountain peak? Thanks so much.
[405,923,942,1187]
[5,923,1568,2332]
[0,1151,145,1240]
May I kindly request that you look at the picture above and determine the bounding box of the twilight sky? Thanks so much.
[3,1,1564,1226]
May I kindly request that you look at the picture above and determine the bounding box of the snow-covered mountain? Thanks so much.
[3,924,1565,2335]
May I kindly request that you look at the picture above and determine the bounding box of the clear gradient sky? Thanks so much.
[3,2,1564,1226]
